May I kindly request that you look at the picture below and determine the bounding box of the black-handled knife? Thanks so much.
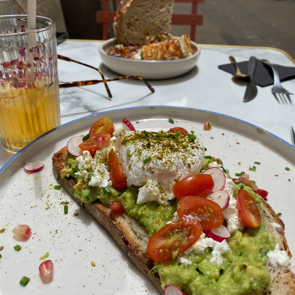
[243,56,258,102]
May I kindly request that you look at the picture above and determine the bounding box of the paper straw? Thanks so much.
[27,0,37,86]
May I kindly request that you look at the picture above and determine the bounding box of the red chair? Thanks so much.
[96,0,204,41]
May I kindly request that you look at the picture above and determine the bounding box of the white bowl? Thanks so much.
[99,38,201,79]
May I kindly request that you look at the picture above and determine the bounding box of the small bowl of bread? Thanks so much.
[99,0,201,79]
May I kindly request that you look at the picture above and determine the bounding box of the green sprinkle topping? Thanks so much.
[234,181,241,185]
[254,162,261,165]
[87,173,92,181]
[54,185,62,190]
[277,212,282,217]
[265,198,268,202]
[143,157,152,164]
[39,252,49,261]
[168,118,174,124]
[188,134,196,142]
[138,150,142,155]
[82,134,90,141]
[86,195,92,201]
[222,133,224,135]
[235,172,245,176]
[146,142,151,149]
[204,156,212,159]
[0,254,2,258]
[19,276,30,286]
[103,187,111,195]
[208,122,211,129]
[142,130,149,136]
[64,205,68,214]
[285,167,290,171]
[155,35,162,42]
[86,168,91,172]
[121,138,127,145]
[127,150,131,157]
[204,147,207,151]
[14,245,21,251]
[72,167,78,173]
[106,163,109,171]
[252,180,256,184]
[240,184,245,189]
[249,166,256,172]
[191,130,194,134]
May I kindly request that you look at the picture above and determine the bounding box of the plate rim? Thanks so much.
[1,105,294,174]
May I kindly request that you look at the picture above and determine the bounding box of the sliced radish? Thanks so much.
[122,118,135,131]
[204,225,231,242]
[67,136,83,157]
[164,285,185,295]
[24,160,44,173]
[256,188,268,199]
[202,167,226,192]
[206,190,229,210]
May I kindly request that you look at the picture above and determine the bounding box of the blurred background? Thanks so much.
[16,0,295,59]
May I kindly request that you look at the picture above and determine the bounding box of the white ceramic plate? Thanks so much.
[0,106,294,295]
[99,38,201,79]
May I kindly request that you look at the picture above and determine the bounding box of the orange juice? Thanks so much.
[0,79,60,151]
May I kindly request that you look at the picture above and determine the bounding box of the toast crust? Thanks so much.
[52,147,295,295]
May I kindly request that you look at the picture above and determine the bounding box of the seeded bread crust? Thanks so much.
[52,146,295,295]
[114,0,174,46]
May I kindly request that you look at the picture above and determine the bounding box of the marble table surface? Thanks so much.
[1,40,295,168]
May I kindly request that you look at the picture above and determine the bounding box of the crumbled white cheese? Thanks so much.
[184,233,230,265]
[271,222,281,229]
[75,150,110,188]
[208,161,222,169]
[132,49,142,60]
[113,124,125,137]
[266,244,291,268]
[120,130,205,205]
[178,257,192,265]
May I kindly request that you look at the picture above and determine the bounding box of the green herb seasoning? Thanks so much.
[191,130,194,134]
[143,157,152,164]
[204,156,212,159]
[222,133,224,135]
[19,276,30,286]
[285,167,290,171]
[103,187,111,195]
[86,195,92,201]
[54,185,62,190]
[121,138,127,145]
[39,252,49,261]
[240,184,245,189]
[82,134,90,141]
[168,118,174,124]
[127,150,131,157]
[142,130,149,136]
[204,147,207,151]
[14,245,21,251]
[208,122,211,129]
[249,167,256,172]
[277,212,282,217]
[146,142,151,149]
[235,172,245,176]
[64,205,68,214]
[0,254,2,258]
[106,163,109,171]
[87,173,92,181]
[138,149,142,155]
[155,35,162,42]
[86,168,91,172]
[254,162,261,165]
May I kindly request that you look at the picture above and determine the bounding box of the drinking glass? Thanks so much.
[0,15,60,152]
[0,0,18,15]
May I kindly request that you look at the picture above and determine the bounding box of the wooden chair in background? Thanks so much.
[96,0,204,41]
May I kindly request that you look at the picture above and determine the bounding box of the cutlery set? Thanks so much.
[229,56,293,104]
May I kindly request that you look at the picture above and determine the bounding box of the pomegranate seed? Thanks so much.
[109,201,124,214]
[39,260,54,282]
[203,121,212,130]
[12,224,31,240]
[257,188,268,199]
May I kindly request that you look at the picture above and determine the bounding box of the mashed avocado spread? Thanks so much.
[61,154,275,295]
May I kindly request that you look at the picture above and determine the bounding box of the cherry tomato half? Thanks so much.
[108,149,127,190]
[79,133,111,156]
[167,127,188,134]
[109,201,124,214]
[147,218,202,262]
[177,196,224,230]
[173,174,214,200]
[89,118,114,137]
[236,189,261,228]
[256,188,268,199]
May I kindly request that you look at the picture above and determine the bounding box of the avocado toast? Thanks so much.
[52,119,295,295]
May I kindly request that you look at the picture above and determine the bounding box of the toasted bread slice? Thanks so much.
[52,146,295,295]
[114,0,173,46]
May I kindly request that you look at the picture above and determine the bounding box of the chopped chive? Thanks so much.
[143,157,152,164]
[82,134,90,141]
[121,138,127,145]
[265,198,268,202]
[142,130,149,136]
[204,156,212,159]
[39,252,49,261]
[277,212,282,217]
[222,133,224,135]
[86,168,91,172]
[208,122,211,129]
[14,245,21,251]
[235,172,245,176]
[113,139,116,143]
[249,167,256,172]
[168,118,174,124]
[146,142,151,149]
[54,185,62,190]
[252,180,256,184]
[127,150,131,157]
[254,162,261,165]
[138,149,142,155]
[240,185,245,189]
[87,173,92,181]
[64,205,68,214]
[188,134,196,142]
[103,187,111,195]
[72,167,77,173]
[155,35,162,42]
[19,276,30,286]
[234,181,241,185]
[285,167,290,171]
[86,195,92,201]
[191,130,194,134]
[71,189,75,195]
[152,136,158,140]
[0,254,2,258]
[151,132,158,134]
[204,148,207,151]
[106,163,109,171]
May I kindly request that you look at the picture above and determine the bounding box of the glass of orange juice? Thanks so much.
[0,15,60,152]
